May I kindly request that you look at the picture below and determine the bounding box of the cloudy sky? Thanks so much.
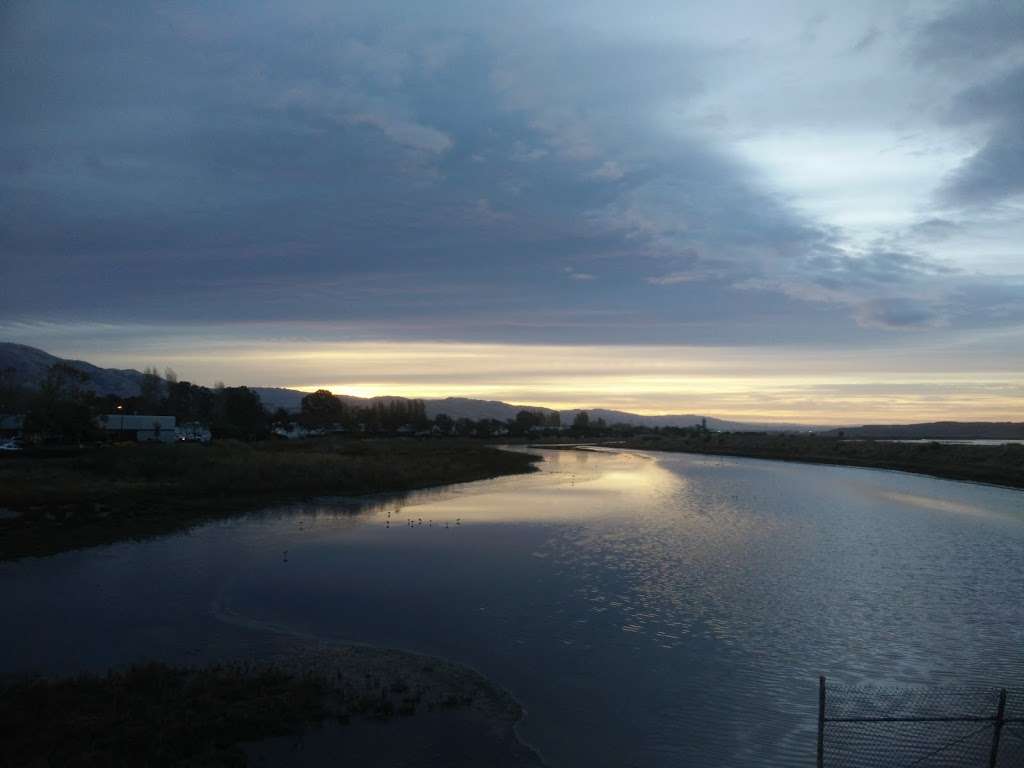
[2,0,1022,422]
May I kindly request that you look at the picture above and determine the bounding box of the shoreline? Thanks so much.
[0,439,549,766]
[0,439,541,562]
[534,439,1024,491]
[1,640,546,767]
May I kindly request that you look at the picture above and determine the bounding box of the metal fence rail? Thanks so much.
[817,677,1024,767]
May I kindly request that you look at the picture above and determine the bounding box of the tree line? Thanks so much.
[296,391,598,438]
[295,389,428,433]
[1,364,268,442]
[1,363,667,444]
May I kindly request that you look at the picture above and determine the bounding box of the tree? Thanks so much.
[433,413,453,435]
[138,366,164,411]
[407,399,429,429]
[454,417,475,436]
[513,409,544,435]
[0,366,29,414]
[164,380,216,423]
[300,389,348,429]
[25,363,98,443]
[545,411,561,428]
[213,386,268,440]
[572,411,590,432]
[373,398,428,431]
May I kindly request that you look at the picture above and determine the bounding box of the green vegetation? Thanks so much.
[613,431,1024,489]
[0,438,539,560]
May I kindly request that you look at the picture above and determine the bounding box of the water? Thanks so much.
[3,447,1023,766]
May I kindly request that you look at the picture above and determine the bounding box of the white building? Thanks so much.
[273,423,317,439]
[98,414,176,443]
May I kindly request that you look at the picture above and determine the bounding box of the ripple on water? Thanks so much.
[1,447,1022,767]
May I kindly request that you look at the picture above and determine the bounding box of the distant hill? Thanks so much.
[554,408,817,433]
[248,387,304,411]
[251,387,409,413]
[251,394,814,431]
[0,341,822,431]
[0,342,144,397]
[824,422,1024,440]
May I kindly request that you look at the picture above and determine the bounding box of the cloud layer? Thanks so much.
[1,0,1022,417]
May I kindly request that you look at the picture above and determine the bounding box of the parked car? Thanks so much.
[0,440,23,452]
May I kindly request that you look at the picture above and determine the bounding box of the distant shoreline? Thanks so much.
[535,435,1024,491]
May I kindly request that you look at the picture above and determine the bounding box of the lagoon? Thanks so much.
[3,447,1023,766]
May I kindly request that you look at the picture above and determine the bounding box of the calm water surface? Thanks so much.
[3,448,1024,766]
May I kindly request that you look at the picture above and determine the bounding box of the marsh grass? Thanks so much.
[613,433,1024,488]
[0,648,531,767]
[0,663,328,767]
[0,438,539,560]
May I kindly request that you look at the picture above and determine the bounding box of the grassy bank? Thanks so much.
[0,438,539,561]
[2,663,327,767]
[600,433,1024,489]
[0,643,540,767]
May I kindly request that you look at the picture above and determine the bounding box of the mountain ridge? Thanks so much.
[0,342,817,430]
[9,341,1018,436]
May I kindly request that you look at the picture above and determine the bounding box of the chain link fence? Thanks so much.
[817,677,1024,767]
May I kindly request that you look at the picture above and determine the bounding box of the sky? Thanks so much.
[1,0,1022,423]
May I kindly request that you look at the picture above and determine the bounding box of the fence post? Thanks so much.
[817,675,826,768]
[989,688,1007,768]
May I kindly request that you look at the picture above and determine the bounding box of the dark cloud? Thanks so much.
[908,218,960,242]
[0,0,1019,350]
[938,125,1024,206]
[0,0,834,342]
[914,6,1024,207]
[914,2,1024,66]
[806,249,954,292]
[947,64,1024,124]
[854,298,942,330]
[937,65,1024,206]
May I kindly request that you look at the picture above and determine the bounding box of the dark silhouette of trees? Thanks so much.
[297,392,428,434]
[138,367,164,411]
[165,380,215,423]
[512,410,545,435]
[433,413,454,435]
[300,389,349,429]
[214,386,268,440]
[572,411,590,432]
[0,366,29,414]
[474,418,498,437]
[25,364,99,442]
